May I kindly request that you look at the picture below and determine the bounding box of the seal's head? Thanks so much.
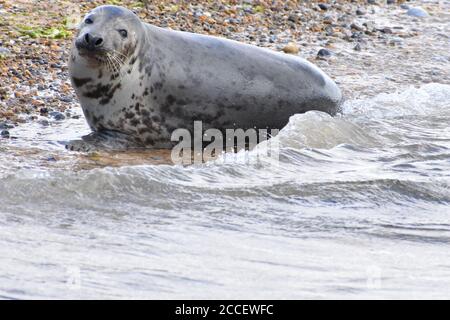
[74,5,143,70]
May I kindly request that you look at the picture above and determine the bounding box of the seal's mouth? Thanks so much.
[77,47,109,62]
[77,47,127,74]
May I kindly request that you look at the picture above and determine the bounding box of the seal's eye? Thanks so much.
[118,29,128,38]
[85,18,93,24]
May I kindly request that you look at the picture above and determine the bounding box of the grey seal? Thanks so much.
[67,5,342,151]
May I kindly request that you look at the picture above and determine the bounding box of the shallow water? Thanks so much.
[1,83,449,299]
[1,2,450,299]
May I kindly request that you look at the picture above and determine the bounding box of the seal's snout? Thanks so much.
[76,32,104,53]
[84,33,104,48]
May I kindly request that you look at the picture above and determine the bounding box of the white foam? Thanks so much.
[342,83,450,119]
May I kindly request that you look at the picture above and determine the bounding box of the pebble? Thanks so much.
[407,7,429,18]
[1,130,10,138]
[0,121,14,129]
[49,111,65,121]
[356,9,366,16]
[317,48,332,58]
[59,96,73,103]
[318,4,329,11]
[0,46,11,57]
[288,14,299,23]
[354,43,362,51]
[351,22,364,31]
[282,42,299,54]
[38,119,50,126]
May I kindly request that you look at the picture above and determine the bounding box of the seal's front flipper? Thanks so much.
[65,131,143,152]
[65,139,97,152]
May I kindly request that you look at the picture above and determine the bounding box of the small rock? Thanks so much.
[282,43,299,54]
[325,26,334,36]
[0,47,11,57]
[31,99,45,107]
[59,96,73,103]
[317,48,332,58]
[400,4,410,10]
[49,111,65,121]
[40,107,49,114]
[354,43,362,51]
[323,14,334,24]
[356,9,366,16]
[350,22,364,31]
[387,0,395,4]
[0,121,14,129]
[318,4,329,11]
[38,119,50,126]
[1,130,10,138]
[380,27,393,34]
[407,7,429,18]
[367,0,376,4]
[288,14,299,23]
[342,29,353,41]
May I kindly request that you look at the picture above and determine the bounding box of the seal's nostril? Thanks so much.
[95,38,103,47]
[84,33,91,44]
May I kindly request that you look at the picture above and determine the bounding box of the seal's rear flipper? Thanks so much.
[65,131,144,152]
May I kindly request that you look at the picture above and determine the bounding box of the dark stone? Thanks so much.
[356,9,366,16]
[317,48,332,57]
[288,14,298,23]
[354,43,362,51]
[318,4,329,11]
[49,111,66,121]
[1,130,10,138]
[0,121,14,129]
[59,96,73,103]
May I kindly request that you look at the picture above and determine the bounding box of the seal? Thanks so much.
[67,5,342,151]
